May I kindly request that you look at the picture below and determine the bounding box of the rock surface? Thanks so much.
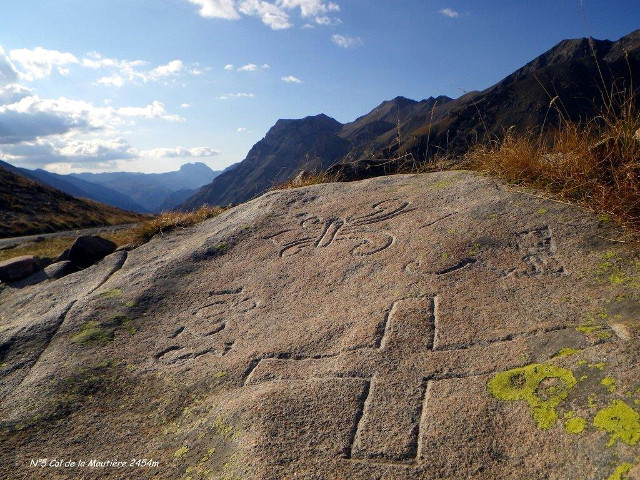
[1,171,639,479]
[0,255,41,282]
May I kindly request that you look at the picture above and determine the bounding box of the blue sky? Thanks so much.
[0,0,638,173]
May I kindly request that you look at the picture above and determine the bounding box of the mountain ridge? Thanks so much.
[181,28,640,209]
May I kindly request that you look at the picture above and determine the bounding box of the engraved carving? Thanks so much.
[267,199,413,258]
[242,295,599,466]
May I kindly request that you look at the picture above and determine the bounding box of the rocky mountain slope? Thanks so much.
[182,28,640,209]
[0,163,144,238]
[180,114,350,209]
[2,171,639,479]
[73,162,221,212]
[13,165,148,213]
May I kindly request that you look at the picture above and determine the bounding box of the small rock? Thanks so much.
[44,261,77,279]
[0,255,41,282]
[69,236,116,269]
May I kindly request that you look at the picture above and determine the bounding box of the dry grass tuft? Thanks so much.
[130,206,227,244]
[466,89,640,230]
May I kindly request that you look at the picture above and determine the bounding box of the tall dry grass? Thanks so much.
[467,87,640,230]
[131,206,227,243]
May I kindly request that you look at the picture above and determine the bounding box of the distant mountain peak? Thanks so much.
[178,162,214,173]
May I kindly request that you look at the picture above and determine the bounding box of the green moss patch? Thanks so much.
[487,363,577,430]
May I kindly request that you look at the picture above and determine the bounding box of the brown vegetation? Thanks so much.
[466,87,640,231]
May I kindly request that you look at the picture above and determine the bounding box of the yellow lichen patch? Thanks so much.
[593,400,640,447]
[487,363,577,430]
[576,324,604,334]
[553,347,582,359]
[607,462,634,480]
[602,377,618,393]
[589,362,607,370]
[174,445,189,458]
[564,412,586,434]
[100,288,122,298]
[536,208,548,215]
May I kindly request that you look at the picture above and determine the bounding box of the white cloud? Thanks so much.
[187,0,240,19]
[237,63,258,72]
[117,101,184,122]
[439,8,460,18]
[96,74,125,88]
[237,63,270,72]
[1,138,220,170]
[82,52,197,86]
[0,138,135,167]
[216,92,255,100]
[0,94,185,145]
[181,103,193,108]
[238,0,292,30]
[139,146,220,158]
[223,63,235,70]
[0,47,19,86]
[281,75,301,83]
[9,47,79,81]
[331,34,363,49]
[150,59,184,78]
[236,127,247,132]
[187,0,340,29]
[0,83,31,104]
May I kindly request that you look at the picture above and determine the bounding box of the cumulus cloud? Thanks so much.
[236,127,247,132]
[187,0,340,29]
[181,103,193,108]
[187,0,240,19]
[216,92,255,100]
[0,83,32,105]
[281,75,301,83]
[96,74,125,88]
[237,63,258,72]
[138,146,220,158]
[83,52,198,87]
[236,63,270,72]
[0,138,135,167]
[238,0,293,30]
[0,95,184,145]
[439,8,460,18]
[1,137,220,170]
[0,47,19,86]
[0,109,87,144]
[9,47,79,81]
[117,101,184,122]
[223,63,234,70]
[331,34,363,48]
[149,59,184,78]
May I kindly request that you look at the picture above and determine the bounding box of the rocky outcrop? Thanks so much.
[1,172,639,479]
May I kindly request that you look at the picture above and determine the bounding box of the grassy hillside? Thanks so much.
[0,165,145,238]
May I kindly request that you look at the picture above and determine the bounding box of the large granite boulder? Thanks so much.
[1,171,639,479]
[68,235,116,269]
[0,255,41,282]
